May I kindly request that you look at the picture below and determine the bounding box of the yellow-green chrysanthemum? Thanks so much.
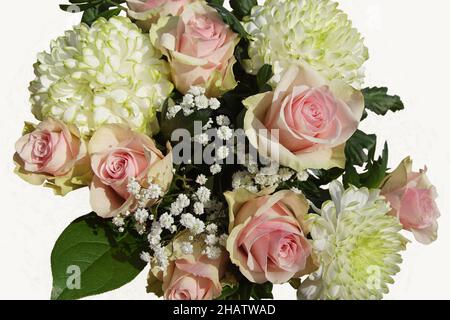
[243,0,369,88]
[298,181,407,300]
[29,16,173,137]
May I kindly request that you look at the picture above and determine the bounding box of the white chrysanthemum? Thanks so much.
[298,181,407,300]
[244,0,369,87]
[30,16,173,136]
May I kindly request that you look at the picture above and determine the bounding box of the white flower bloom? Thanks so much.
[210,164,222,175]
[147,184,163,199]
[134,208,149,224]
[127,178,141,196]
[180,213,196,229]
[193,202,205,216]
[30,16,173,136]
[216,115,230,126]
[188,86,206,96]
[196,187,211,203]
[203,246,222,260]
[216,146,230,160]
[196,174,208,185]
[209,98,221,110]
[298,181,408,300]
[180,242,194,255]
[140,251,151,263]
[177,194,190,207]
[182,94,195,107]
[205,234,219,246]
[159,212,174,230]
[112,216,125,227]
[194,133,210,146]
[217,126,233,141]
[167,104,182,119]
[206,223,218,234]
[297,171,309,182]
[195,95,209,109]
[244,0,369,88]
[191,219,206,235]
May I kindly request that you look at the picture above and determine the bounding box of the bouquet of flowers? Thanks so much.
[13,0,441,300]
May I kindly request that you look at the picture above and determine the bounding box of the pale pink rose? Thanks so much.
[243,65,364,171]
[14,119,91,195]
[15,119,82,176]
[225,189,313,284]
[88,124,173,218]
[162,254,225,300]
[147,235,227,300]
[126,0,193,31]
[381,157,440,244]
[150,1,239,97]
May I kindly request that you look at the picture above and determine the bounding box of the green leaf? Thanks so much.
[345,130,377,167]
[362,87,404,116]
[51,213,146,300]
[256,64,273,92]
[343,162,361,188]
[360,142,389,188]
[230,0,257,20]
[81,7,100,25]
[251,282,273,300]
[208,3,249,38]
[207,0,225,6]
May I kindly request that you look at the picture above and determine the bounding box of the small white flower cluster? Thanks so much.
[143,175,228,270]
[166,86,221,119]
[232,155,309,192]
[113,177,162,234]
[201,223,228,260]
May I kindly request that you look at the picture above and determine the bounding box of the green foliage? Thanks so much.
[343,131,389,189]
[51,213,146,300]
[230,0,258,20]
[207,0,225,6]
[345,130,377,167]
[362,87,405,116]
[208,3,250,38]
[59,0,126,26]
[217,280,273,300]
[256,64,274,92]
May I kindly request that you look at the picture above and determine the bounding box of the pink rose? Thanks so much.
[150,1,239,97]
[14,118,91,195]
[243,65,364,171]
[89,124,173,218]
[126,0,193,31]
[225,189,313,284]
[381,157,440,244]
[148,236,227,300]
[163,254,225,300]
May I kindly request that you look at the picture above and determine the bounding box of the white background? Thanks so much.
[0,0,449,300]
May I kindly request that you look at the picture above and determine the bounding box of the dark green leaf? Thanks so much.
[308,168,345,186]
[362,87,404,116]
[345,130,377,167]
[51,213,146,300]
[256,64,273,92]
[360,142,389,188]
[99,7,122,20]
[81,7,100,25]
[207,0,225,6]
[230,0,257,20]
[343,163,361,188]
[251,282,273,300]
[208,3,249,38]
